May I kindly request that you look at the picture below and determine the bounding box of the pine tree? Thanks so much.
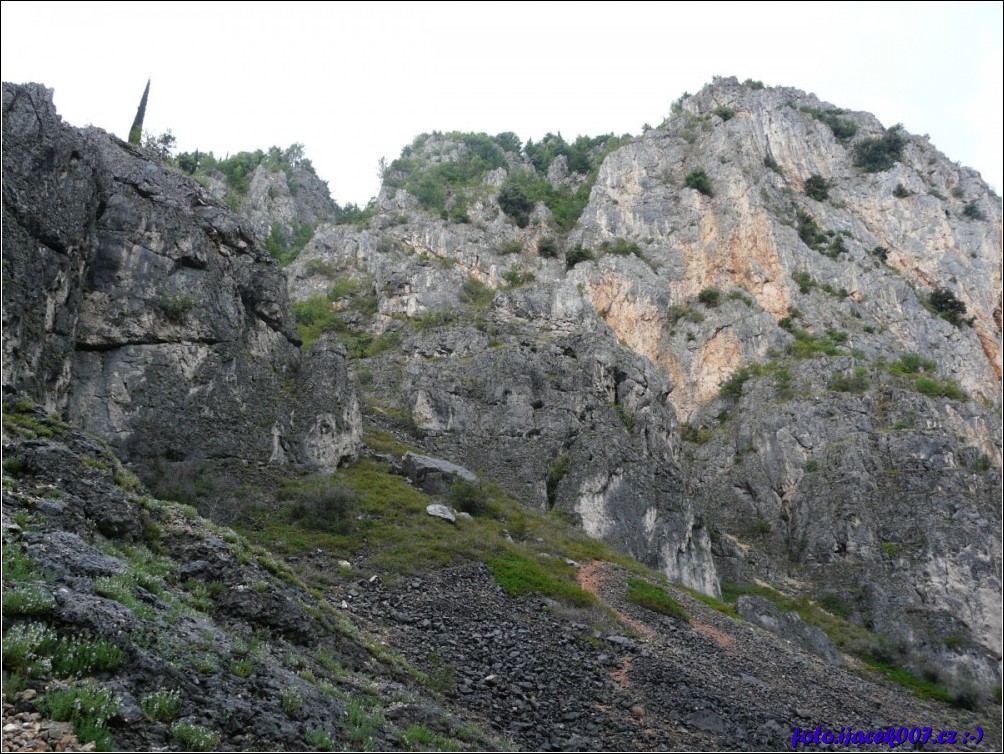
[128,79,150,145]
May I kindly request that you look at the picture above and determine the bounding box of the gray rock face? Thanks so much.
[399,331,718,596]
[1,84,109,406]
[1,83,360,486]
[736,596,841,666]
[689,363,1001,686]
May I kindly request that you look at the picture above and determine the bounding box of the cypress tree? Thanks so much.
[128,79,150,145]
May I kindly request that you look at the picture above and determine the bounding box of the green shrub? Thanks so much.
[345,697,385,750]
[969,454,991,472]
[667,305,704,324]
[3,457,28,476]
[914,376,967,401]
[502,268,535,288]
[962,202,986,220]
[679,422,714,444]
[43,681,119,750]
[50,636,125,676]
[413,309,457,330]
[447,480,489,517]
[713,106,735,121]
[458,277,495,310]
[796,210,827,248]
[928,286,969,327]
[763,154,782,173]
[171,722,221,752]
[697,287,721,307]
[546,453,571,508]
[853,125,906,172]
[280,687,303,718]
[870,246,889,263]
[684,169,714,197]
[719,366,756,399]
[497,182,535,228]
[892,183,911,198]
[828,367,869,393]
[626,578,689,622]
[889,353,936,375]
[880,541,901,557]
[801,106,858,141]
[565,245,594,269]
[156,294,195,324]
[278,476,357,534]
[228,657,254,678]
[804,459,819,472]
[494,131,521,153]
[486,547,594,606]
[743,79,765,90]
[821,234,847,258]
[140,689,182,722]
[614,404,635,432]
[498,240,523,255]
[804,174,830,201]
[537,237,559,258]
[791,270,816,294]
[816,591,851,618]
[305,727,336,751]
[2,585,55,616]
[599,238,642,256]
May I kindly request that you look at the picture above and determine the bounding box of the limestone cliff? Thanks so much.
[285,78,1001,688]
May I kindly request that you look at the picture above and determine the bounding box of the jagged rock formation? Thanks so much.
[285,77,1001,688]
[1,84,361,486]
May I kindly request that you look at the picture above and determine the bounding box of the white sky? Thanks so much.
[2,1,1001,205]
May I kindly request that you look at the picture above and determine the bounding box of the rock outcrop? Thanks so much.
[1,84,361,491]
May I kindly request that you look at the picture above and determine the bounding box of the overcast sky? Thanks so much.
[2,1,1001,205]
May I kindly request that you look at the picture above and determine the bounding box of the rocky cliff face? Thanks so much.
[284,78,1001,688]
[1,84,361,489]
[3,77,1000,701]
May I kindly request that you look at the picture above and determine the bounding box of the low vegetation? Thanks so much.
[684,168,714,197]
[799,106,858,141]
[853,125,906,173]
[626,578,689,622]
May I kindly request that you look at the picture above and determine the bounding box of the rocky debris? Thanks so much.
[402,452,478,494]
[338,560,998,751]
[2,701,93,753]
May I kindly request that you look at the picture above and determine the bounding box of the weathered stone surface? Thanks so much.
[1,83,361,491]
[425,503,457,523]
[736,596,841,666]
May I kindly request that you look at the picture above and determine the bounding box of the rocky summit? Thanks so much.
[2,77,1001,752]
